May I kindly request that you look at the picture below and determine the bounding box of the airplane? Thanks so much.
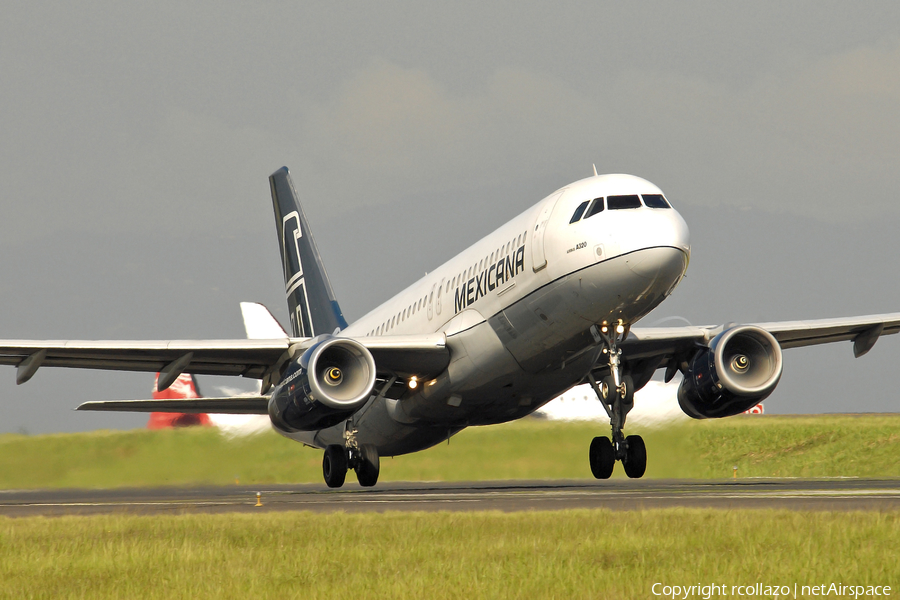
[2,166,899,487]
[146,372,211,429]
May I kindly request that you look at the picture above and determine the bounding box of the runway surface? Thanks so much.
[2,478,900,516]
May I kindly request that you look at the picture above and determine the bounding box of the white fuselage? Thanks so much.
[283,174,691,455]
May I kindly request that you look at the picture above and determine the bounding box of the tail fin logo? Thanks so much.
[283,212,304,287]
[282,211,314,337]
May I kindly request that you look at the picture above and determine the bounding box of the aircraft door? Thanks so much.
[427,283,435,320]
[531,191,565,272]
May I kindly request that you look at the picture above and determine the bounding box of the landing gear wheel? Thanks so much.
[322,445,348,488]
[603,374,634,405]
[589,436,615,479]
[621,374,634,407]
[355,444,380,487]
[600,374,635,407]
[622,435,646,479]
[600,375,615,402]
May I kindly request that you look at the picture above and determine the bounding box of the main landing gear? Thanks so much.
[586,322,647,479]
[321,422,380,488]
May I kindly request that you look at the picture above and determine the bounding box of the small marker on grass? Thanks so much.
[255,492,263,507]
[733,465,738,479]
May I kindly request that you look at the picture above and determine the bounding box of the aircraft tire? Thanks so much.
[589,436,615,479]
[323,445,348,488]
[600,376,615,402]
[355,444,380,487]
[623,435,647,478]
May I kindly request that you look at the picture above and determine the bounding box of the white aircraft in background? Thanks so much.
[2,167,898,487]
[536,381,762,425]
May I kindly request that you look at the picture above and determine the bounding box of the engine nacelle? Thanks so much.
[677,325,783,419]
[268,336,377,432]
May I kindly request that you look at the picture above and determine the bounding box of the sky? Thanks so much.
[1,1,899,433]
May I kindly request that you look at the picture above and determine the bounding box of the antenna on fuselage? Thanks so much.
[592,164,598,177]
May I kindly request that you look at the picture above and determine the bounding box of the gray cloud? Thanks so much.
[1,2,899,432]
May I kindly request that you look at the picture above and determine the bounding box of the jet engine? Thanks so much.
[268,337,377,432]
[677,325,783,419]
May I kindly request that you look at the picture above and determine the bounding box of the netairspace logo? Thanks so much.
[651,582,892,599]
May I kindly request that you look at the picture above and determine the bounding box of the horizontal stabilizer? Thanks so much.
[77,396,270,415]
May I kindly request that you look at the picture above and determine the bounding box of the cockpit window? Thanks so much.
[642,194,671,209]
[607,195,642,210]
[584,197,604,219]
[569,201,589,224]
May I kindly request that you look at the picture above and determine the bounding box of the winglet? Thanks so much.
[269,167,348,337]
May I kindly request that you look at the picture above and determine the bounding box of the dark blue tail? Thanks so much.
[269,167,348,338]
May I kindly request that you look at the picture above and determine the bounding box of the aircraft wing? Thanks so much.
[623,312,900,364]
[0,333,449,385]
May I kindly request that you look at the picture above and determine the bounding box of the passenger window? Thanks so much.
[607,195,642,209]
[569,201,589,223]
[584,197,604,219]
[642,194,671,209]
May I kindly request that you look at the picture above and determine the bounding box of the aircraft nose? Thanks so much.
[625,245,689,281]
[667,209,691,259]
[614,207,691,261]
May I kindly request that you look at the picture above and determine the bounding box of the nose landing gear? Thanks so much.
[586,322,647,479]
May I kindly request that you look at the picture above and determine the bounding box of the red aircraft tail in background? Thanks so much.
[147,373,212,429]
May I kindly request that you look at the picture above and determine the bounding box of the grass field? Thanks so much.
[1,414,899,489]
[2,417,899,599]
[1,509,897,599]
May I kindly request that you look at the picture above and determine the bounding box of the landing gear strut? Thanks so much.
[321,422,381,488]
[586,322,647,479]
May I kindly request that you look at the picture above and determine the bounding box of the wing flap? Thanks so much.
[356,333,449,378]
[77,396,270,415]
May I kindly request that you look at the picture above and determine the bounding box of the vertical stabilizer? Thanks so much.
[269,167,348,337]
[240,302,289,339]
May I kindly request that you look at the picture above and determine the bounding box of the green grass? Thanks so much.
[1,509,897,599]
[1,415,899,489]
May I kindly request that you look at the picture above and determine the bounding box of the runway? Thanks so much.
[2,478,900,517]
